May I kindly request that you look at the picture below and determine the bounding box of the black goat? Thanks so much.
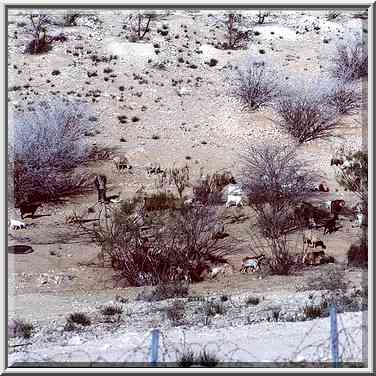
[323,214,339,235]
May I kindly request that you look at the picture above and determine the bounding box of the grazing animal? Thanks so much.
[323,214,339,235]
[94,175,107,203]
[313,240,327,250]
[113,155,132,172]
[330,199,346,215]
[146,163,165,176]
[9,219,27,230]
[330,157,344,166]
[303,230,326,249]
[19,202,40,219]
[208,171,236,193]
[318,181,330,192]
[240,254,265,273]
[226,184,243,196]
[212,222,226,239]
[208,263,234,279]
[226,194,243,208]
[303,250,326,266]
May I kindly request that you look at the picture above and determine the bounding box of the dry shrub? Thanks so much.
[231,57,280,111]
[144,191,180,211]
[275,79,340,144]
[124,12,156,41]
[302,265,348,292]
[8,319,34,339]
[163,165,190,198]
[193,170,235,205]
[165,301,185,325]
[331,33,368,81]
[220,13,252,50]
[347,237,367,268]
[325,80,360,115]
[336,150,368,206]
[136,281,189,302]
[24,14,54,54]
[83,200,238,286]
[67,312,91,326]
[63,12,80,26]
[10,99,97,205]
[241,144,315,275]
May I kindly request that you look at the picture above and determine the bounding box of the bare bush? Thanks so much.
[241,144,315,212]
[83,201,238,286]
[9,99,96,205]
[219,13,252,50]
[275,79,340,143]
[241,144,315,274]
[325,80,360,115]
[231,57,280,111]
[8,319,34,339]
[165,301,185,326]
[136,281,189,302]
[24,13,54,54]
[193,170,235,205]
[63,12,80,26]
[256,11,270,24]
[166,165,190,199]
[326,10,341,20]
[144,191,180,212]
[336,150,368,207]
[302,265,348,291]
[347,238,368,268]
[124,12,155,42]
[331,33,368,81]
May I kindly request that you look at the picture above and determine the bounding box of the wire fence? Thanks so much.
[9,305,367,368]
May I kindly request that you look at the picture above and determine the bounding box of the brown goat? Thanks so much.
[19,202,40,219]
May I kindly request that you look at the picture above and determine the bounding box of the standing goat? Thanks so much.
[240,254,265,273]
[113,155,132,172]
[94,175,107,203]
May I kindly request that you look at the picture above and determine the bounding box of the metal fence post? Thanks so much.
[149,328,160,366]
[330,304,339,367]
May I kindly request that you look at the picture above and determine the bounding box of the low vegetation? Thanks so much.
[301,265,348,292]
[100,304,123,316]
[275,79,340,143]
[165,301,185,326]
[10,99,96,206]
[8,319,34,339]
[177,348,219,367]
[231,57,279,111]
[136,281,190,302]
[331,33,368,81]
[66,312,92,326]
[241,144,314,275]
[81,197,238,286]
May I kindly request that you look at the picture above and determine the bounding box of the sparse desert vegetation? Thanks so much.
[7,7,368,367]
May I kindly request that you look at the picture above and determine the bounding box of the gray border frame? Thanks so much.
[3,2,374,373]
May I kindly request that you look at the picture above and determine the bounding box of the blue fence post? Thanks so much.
[330,304,339,367]
[149,328,160,366]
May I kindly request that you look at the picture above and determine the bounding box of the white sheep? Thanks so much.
[226,194,243,208]
[9,219,27,230]
[227,184,243,196]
